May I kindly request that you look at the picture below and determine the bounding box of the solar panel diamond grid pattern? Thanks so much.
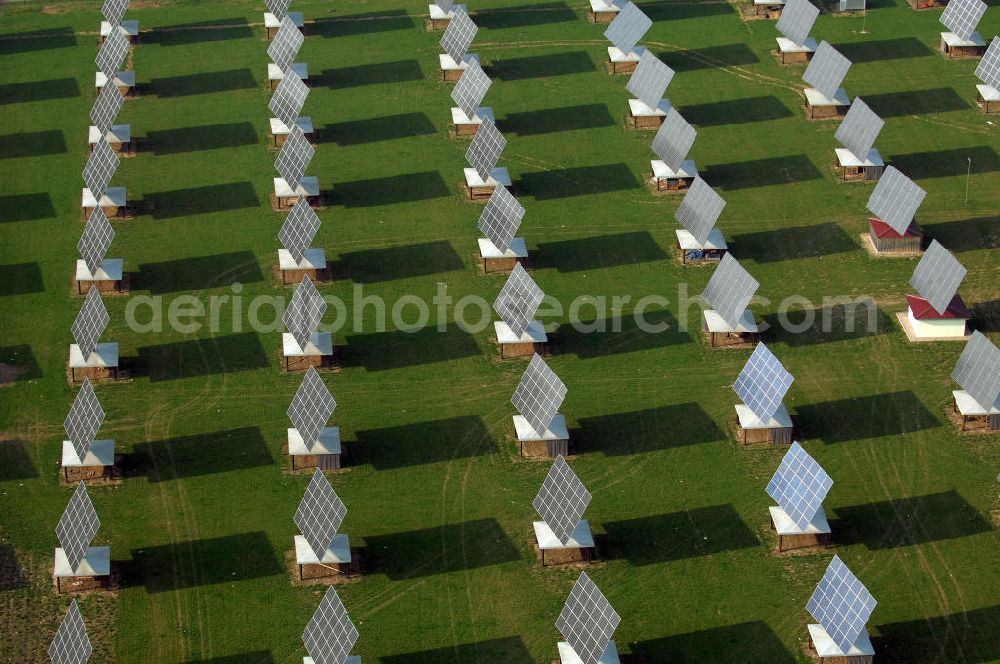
[270,73,310,128]
[803,41,851,99]
[451,60,492,119]
[556,572,621,664]
[940,0,986,41]
[268,16,304,73]
[440,8,478,63]
[275,124,315,191]
[776,0,819,46]
[835,97,883,162]
[72,288,110,360]
[674,176,726,245]
[733,343,794,423]
[266,0,292,20]
[56,483,101,573]
[284,275,327,351]
[295,468,348,559]
[438,0,456,13]
[478,186,525,253]
[102,0,129,26]
[626,50,675,110]
[652,108,696,173]
[79,208,115,276]
[533,455,592,545]
[766,442,833,530]
[49,601,93,664]
[96,27,130,80]
[287,366,337,452]
[511,354,567,437]
[701,254,759,330]
[64,379,105,463]
[90,79,125,135]
[83,137,120,201]
[466,117,506,181]
[807,556,877,654]
[303,587,359,664]
[494,263,544,338]
[279,196,322,264]
[951,331,1000,410]
[909,240,967,315]
[865,166,925,234]
[975,37,1000,89]
[604,2,652,55]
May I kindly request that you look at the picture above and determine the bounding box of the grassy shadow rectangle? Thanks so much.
[134,333,269,382]
[577,403,725,455]
[0,130,66,159]
[144,123,258,155]
[0,263,44,296]
[0,78,79,105]
[519,164,640,200]
[134,251,263,294]
[794,390,940,443]
[354,415,495,470]
[130,427,273,482]
[0,193,56,223]
[341,325,480,372]
[149,69,256,97]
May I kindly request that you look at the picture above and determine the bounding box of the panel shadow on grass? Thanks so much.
[312,10,415,37]
[134,333,269,382]
[729,222,855,263]
[0,78,79,105]
[876,606,1000,664]
[144,18,253,46]
[354,415,494,470]
[341,325,480,372]
[182,654,275,664]
[600,505,758,565]
[704,154,821,190]
[972,300,1000,332]
[490,51,595,81]
[888,146,1000,180]
[141,182,260,219]
[680,96,792,127]
[834,490,992,551]
[0,27,76,55]
[0,545,28,591]
[332,171,449,207]
[128,532,281,593]
[658,44,758,72]
[364,518,519,580]
[628,622,796,663]
[330,240,463,283]
[316,60,424,89]
[0,193,56,223]
[535,231,666,272]
[130,427,272,482]
[134,251,263,294]
[794,391,939,443]
[638,0,735,20]
[145,122,258,155]
[0,130,66,159]
[150,69,256,97]
[833,37,932,64]
[474,2,576,28]
[577,404,726,456]
[921,217,999,253]
[0,345,42,385]
[316,112,434,146]
[381,637,532,663]
[0,440,37,481]
[519,164,640,201]
[502,103,615,136]
[0,263,43,296]
[555,310,690,358]
[864,87,968,117]
[760,300,893,347]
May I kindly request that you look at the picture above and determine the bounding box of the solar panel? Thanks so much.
[733,343,794,423]
[266,0,292,19]
[556,572,621,664]
[295,468,348,559]
[766,442,832,530]
[440,7,477,63]
[807,556,877,654]
[79,208,115,276]
[270,73,310,128]
[55,482,101,574]
[951,331,1000,411]
[494,263,544,338]
[803,41,851,99]
[303,587,359,664]
[49,600,93,664]
[533,455,591,545]
[96,27,130,80]
[278,196,321,264]
[909,240,967,315]
[102,0,129,26]
[651,107,696,173]
[438,0,456,13]
[466,116,506,181]
[283,275,327,351]
[287,366,336,452]
[275,124,315,192]
[976,37,1000,89]
[72,288,110,360]
[865,166,925,235]
[674,177,725,246]
[478,186,524,254]
[940,0,986,41]
[90,83,125,136]
[835,97,883,161]
[83,137,120,202]
[268,16,304,73]
[626,50,675,110]
[701,254,759,329]
[451,60,491,120]
[776,0,819,46]
[604,2,652,55]
[511,354,567,437]
[64,379,105,463]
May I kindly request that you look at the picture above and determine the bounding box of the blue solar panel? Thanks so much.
[733,343,793,423]
[766,442,832,530]
[807,556,877,654]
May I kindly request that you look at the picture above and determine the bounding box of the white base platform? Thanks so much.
[451,106,495,126]
[835,147,884,168]
[495,320,548,344]
[88,125,131,145]
[54,546,110,578]
[265,11,304,29]
[776,36,817,54]
[282,332,333,357]
[69,342,119,369]
[274,176,320,198]
[953,390,1000,416]
[100,20,139,38]
[279,248,326,271]
[941,31,985,48]
[270,116,314,136]
[95,70,136,90]
[76,259,123,283]
[268,62,309,83]
[534,519,595,550]
[977,84,1000,102]
[653,159,698,180]
[82,187,127,210]
[808,624,874,658]
[769,505,830,536]
[514,414,568,442]
[464,167,511,188]
[735,403,792,430]
[439,53,479,72]
[676,228,726,252]
[804,87,851,108]
[479,237,528,259]
[558,641,619,664]
[294,534,351,565]
[590,0,623,11]
[429,3,466,19]
[608,45,645,62]
[628,98,671,117]
[62,439,115,468]
[288,427,342,456]
[704,309,757,334]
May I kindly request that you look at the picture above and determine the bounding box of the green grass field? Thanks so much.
[1,0,999,661]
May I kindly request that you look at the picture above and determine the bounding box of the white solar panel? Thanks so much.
[466,117,506,181]
[55,482,100,574]
[766,442,832,530]
[287,366,336,452]
[604,2,652,55]
[733,343,794,423]
[909,240,967,315]
[701,254,759,329]
[835,98,883,162]
[279,196,321,264]
[651,108,696,173]
[266,0,292,20]
[295,468,348,559]
[96,27,129,80]
[776,0,819,47]
[478,186,524,253]
[79,208,115,276]
[556,573,621,664]
[626,50,675,110]
[511,354,566,437]
[951,331,1000,411]
[674,177,725,246]
[268,16,304,73]
[451,60,491,120]
[494,263,544,338]
[976,37,1000,89]
[803,41,851,99]
[283,275,327,351]
[807,556,877,654]
[940,0,986,41]
[48,600,93,664]
[438,0,456,12]
[275,124,315,192]
[64,379,105,463]
[90,80,125,136]
[270,73,310,128]
[102,0,129,27]
[72,288,110,360]
[83,137,120,202]
[865,166,925,235]
[303,587,359,664]
[533,455,591,545]
[440,7,477,63]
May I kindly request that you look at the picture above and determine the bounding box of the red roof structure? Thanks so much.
[869,218,922,238]
[906,294,971,320]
